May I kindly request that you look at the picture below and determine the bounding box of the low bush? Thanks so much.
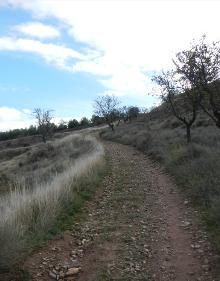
[134,131,152,152]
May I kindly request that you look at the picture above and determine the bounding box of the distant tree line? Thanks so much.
[0,113,96,142]
[0,116,95,142]
[0,104,141,142]
[0,125,39,141]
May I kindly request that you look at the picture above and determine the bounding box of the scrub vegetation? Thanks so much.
[101,111,220,250]
[100,36,220,250]
[0,133,105,270]
[1,34,220,276]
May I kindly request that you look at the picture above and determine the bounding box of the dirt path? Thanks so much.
[21,142,219,280]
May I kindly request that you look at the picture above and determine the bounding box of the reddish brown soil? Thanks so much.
[3,141,219,281]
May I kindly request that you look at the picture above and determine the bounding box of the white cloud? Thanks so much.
[0,37,85,69]
[0,107,34,131]
[14,22,60,39]
[100,66,152,97]
[22,108,32,114]
[2,0,220,101]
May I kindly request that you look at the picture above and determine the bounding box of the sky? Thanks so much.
[0,0,220,131]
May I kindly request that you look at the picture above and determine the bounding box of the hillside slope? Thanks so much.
[101,112,220,253]
[18,142,219,281]
[0,133,105,272]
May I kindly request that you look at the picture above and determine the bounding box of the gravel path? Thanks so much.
[20,141,219,281]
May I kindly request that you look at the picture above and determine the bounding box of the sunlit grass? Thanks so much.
[0,134,105,269]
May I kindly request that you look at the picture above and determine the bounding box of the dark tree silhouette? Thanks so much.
[174,35,220,128]
[128,106,140,121]
[94,95,120,131]
[153,71,200,143]
[33,108,54,143]
[80,117,90,127]
[68,119,79,129]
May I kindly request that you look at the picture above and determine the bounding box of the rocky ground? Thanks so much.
[5,141,220,281]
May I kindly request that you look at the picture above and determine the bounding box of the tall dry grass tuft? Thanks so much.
[0,134,105,269]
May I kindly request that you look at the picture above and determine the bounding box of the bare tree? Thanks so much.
[33,108,54,143]
[94,95,120,131]
[153,71,200,143]
[174,35,220,128]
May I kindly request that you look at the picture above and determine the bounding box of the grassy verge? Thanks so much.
[0,134,106,271]
[101,117,220,251]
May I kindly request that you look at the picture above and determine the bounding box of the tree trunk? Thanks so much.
[109,123,114,131]
[116,119,121,126]
[42,135,46,143]
[186,125,191,144]
[213,110,220,129]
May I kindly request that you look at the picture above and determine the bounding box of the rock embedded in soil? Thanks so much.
[65,267,81,276]
[48,271,58,280]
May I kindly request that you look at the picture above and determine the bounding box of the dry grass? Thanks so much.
[0,134,105,269]
[0,131,103,194]
[101,114,220,250]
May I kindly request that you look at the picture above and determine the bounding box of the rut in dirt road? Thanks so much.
[24,141,219,281]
